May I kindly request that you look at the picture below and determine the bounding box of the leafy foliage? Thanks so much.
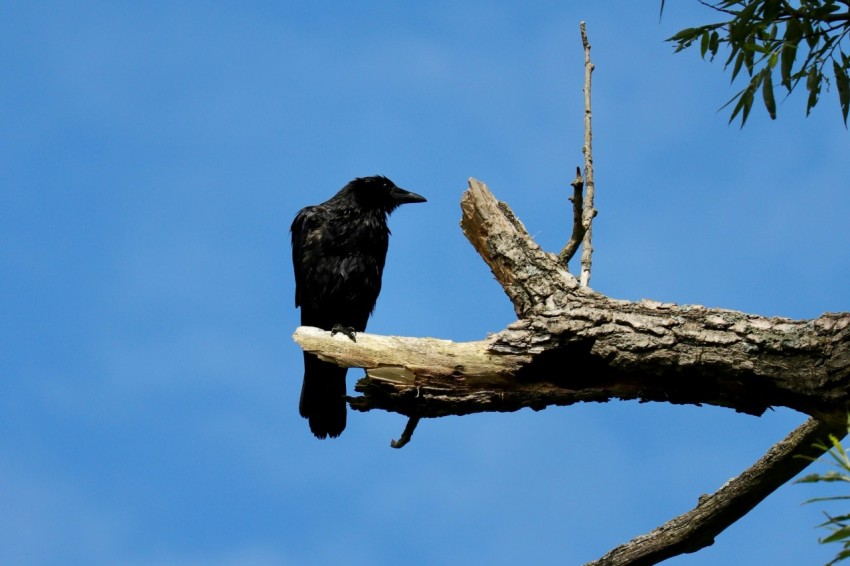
[797,421,850,565]
[663,1,850,126]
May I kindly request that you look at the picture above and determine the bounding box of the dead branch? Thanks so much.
[585,417,848,565]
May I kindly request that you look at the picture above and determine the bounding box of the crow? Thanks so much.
[291,176,426,438]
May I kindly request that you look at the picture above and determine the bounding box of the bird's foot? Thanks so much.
[331,324,357,342]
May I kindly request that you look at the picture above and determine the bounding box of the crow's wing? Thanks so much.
[290,204,325,309]
[291,200,388,329]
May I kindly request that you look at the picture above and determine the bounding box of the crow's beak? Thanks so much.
[391,187,427,205]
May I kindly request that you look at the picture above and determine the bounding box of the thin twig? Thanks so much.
[579,21,597,288]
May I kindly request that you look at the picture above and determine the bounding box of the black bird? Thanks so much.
[291,176,426,438]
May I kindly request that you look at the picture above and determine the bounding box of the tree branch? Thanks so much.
[585,417,848,565]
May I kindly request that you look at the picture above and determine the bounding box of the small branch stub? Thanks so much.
[559,166,585,268]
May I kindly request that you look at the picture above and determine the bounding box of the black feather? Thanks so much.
[291,176,426,438]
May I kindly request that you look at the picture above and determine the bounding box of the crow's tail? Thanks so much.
[299,352,347,439]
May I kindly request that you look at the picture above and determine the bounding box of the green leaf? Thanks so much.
[818,513,850,525]
[826,436,850,467]
[797,473,826,484]
[806,24,820,49]
[828,549,850,566]
[834,59,850,126]
[822,526,850,545]
[668,26,709,49]
[807,66,822,116]
[784,16,803,44]
[744,41,769,55]
[762,0,782,21]
[737,1,759,26]
[745,47,755,76]
[781,39,799,91]
[728,95,746,125]
[723,46,737,70]
[732,50,746,82]
[709,31,720,59]
[730,75,760,126]
[667,1,850,127]
[762,67,777,119]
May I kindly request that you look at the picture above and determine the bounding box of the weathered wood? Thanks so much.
[460,177,579,318]
[294,326,527,385]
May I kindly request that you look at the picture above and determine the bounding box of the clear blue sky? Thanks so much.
[2,2,848,565]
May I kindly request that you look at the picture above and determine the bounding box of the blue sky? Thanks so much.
[2,2,849,564]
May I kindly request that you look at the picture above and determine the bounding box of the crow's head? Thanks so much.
[346,175,427,213]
